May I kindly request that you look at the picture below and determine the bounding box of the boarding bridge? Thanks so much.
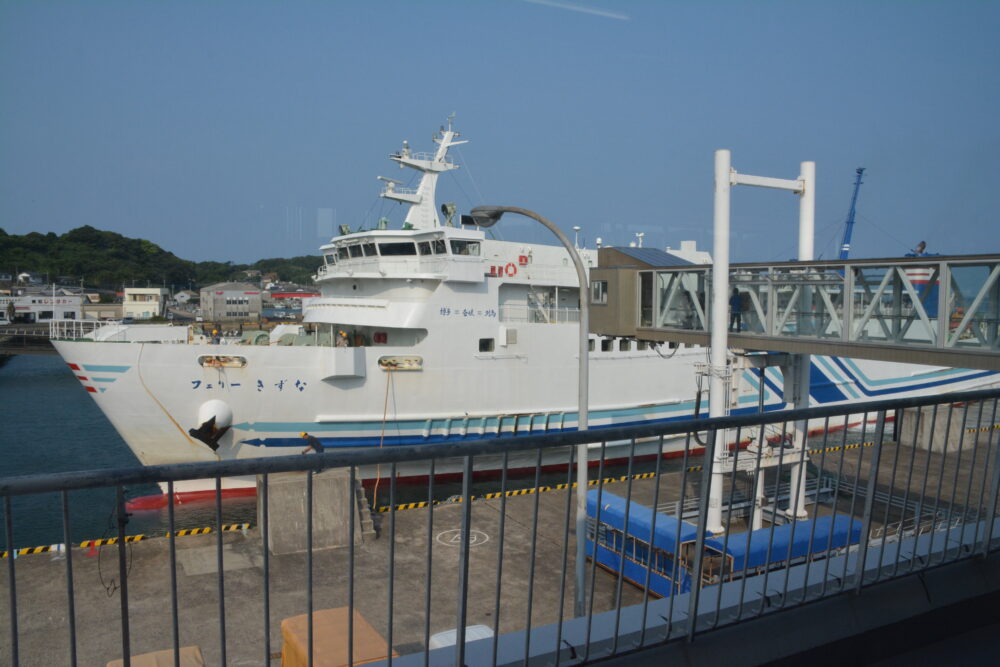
[602,253,1000,371]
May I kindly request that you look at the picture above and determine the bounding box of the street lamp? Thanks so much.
[468,205,590,618]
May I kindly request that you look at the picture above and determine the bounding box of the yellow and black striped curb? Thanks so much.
[2,523,251,559]
[1,544,67,559]
[80,535,146,548]
[376,472,660,513]
[374,441,887,513]
[965,424,1000,434]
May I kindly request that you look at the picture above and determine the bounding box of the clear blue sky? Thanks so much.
[2,1,998,264]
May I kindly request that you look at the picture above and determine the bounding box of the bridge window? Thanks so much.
[348,244,363,258]
[433,239,448,254]
[590,280,608,305]
[379,242,418,256]
[337,247,350,261]
[450,240,481,256]
[418,241,433,256]
[324,253,337,265]
[362,242,377,257]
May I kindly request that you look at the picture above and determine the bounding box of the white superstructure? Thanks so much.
[51,120,999,500]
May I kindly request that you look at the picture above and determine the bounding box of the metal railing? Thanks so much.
[499,304,581,324]
[2,388,1000,665]
[639,255,1000,368]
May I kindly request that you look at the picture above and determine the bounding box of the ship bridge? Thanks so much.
[590,252,1000,371]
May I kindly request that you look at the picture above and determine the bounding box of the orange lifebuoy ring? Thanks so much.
[505,262,517,277]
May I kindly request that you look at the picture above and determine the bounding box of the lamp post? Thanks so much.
[469,205,590,618]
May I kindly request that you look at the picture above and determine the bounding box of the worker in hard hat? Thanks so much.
[335,330,349,347]
[211,328,220,344]
[300,431,324,454]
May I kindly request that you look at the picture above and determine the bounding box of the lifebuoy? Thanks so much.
[518,254,529,266]
[505,262,517,277]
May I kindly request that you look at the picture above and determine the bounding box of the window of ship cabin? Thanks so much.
[337,247,350,261]
[588,339,595,352]
[325,253,337,265]
[590,280,608,305]
[348,244,364,258]
[379,242,418,256]
[619,339,631,352]
[601,338,613,352]
[479,338,494,352]
[433,239,447,254]
[418,241,433,255]
[362,242,377,256]
[450,240,481,256]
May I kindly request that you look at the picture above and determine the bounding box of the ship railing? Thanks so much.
[393,151,453,165]
[499,304,581,324]
[2,388,1000,665]
[48,319,116,340]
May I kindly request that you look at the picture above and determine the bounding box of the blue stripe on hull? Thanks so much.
[237,361,998,451]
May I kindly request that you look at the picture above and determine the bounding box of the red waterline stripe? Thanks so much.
[76,376,88,381]
[67,363,81,371]
[84,386,98,393]
[126,486,257,510]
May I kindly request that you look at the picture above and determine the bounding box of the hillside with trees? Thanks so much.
[0,226,321,288]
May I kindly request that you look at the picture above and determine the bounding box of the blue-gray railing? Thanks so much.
[2,387,1000,666]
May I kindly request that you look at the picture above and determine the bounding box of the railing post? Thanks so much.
[979,399,1000,556]
[687,430,719,640]
[454,456,474,667]
[854,410,887,593]
[5,497,19,667]
[115,486,131,667]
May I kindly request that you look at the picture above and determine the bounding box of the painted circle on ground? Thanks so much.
[435,528,490,547]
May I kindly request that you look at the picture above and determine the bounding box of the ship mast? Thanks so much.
[378,114,467,230]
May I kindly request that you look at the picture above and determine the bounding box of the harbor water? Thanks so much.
[0,354,256,551]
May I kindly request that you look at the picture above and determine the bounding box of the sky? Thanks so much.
[1,0,998,264]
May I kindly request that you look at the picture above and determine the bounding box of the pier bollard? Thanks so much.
[899,405,967,454]
[256,469,367,555]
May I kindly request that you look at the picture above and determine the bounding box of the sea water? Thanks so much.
[0,354,254,551]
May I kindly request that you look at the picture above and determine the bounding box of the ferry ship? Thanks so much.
[51,119,999,503]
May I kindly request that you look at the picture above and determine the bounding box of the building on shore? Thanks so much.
[200,282,262,322]
[123,287,170,320]
[0,291,83,324]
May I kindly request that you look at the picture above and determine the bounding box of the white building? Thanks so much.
[200,282,262,322]
[0,293,83,324]
[123,287,170,320]
[174,289,198,304]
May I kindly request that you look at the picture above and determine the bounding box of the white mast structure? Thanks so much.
[378,114,467,230]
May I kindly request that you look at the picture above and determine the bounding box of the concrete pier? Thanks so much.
[0,482,652,665]
[257,469,375,555]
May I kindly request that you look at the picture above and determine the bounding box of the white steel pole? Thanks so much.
[707,150,732,535]
[788,161,815,520]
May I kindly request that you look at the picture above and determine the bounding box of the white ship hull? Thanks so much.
[51,120,1000,504]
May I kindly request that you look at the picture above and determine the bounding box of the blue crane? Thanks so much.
[838,167,865,260]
